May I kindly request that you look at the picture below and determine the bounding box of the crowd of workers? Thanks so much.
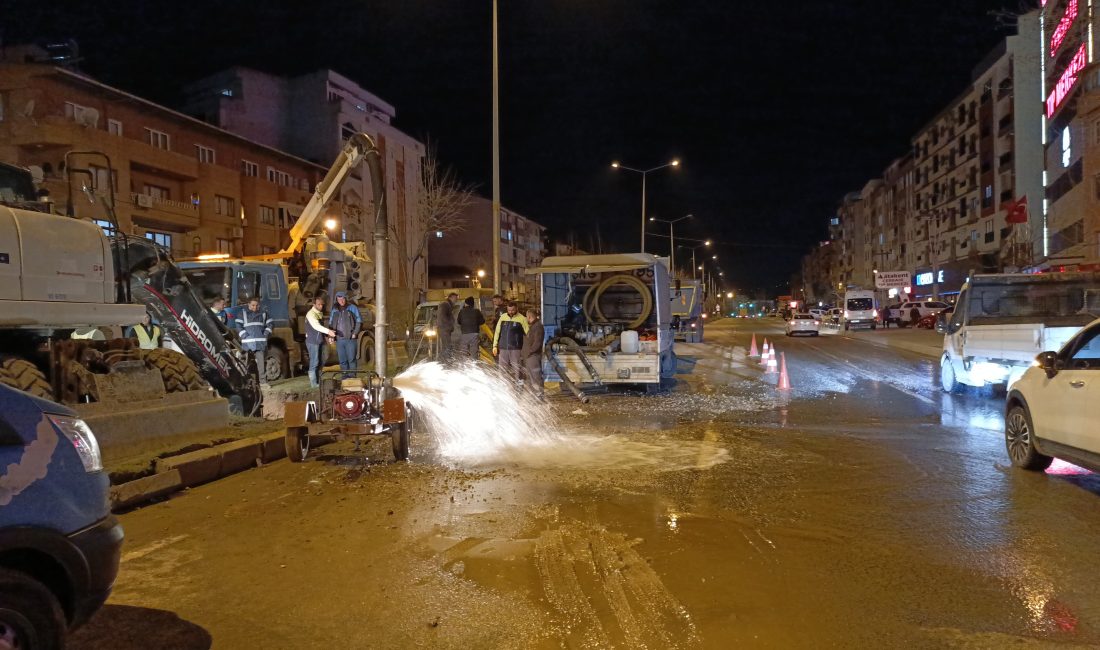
[434,292,545,399]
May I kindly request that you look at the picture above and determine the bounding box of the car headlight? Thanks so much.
[47,415,102,472]
[872,309,878,317]
[425,328,437,338]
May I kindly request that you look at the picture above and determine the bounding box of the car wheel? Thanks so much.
[813,332,820,337]
[285,426,309,462]
[264,347,288,382]
[940,357,960,394]
[1005,404,1053,471]
[0,568,65,650]
[391,408,411,461]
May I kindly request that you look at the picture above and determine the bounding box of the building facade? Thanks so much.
[427,196,547,303]
[182,68,427,289]
[0,62,331,258]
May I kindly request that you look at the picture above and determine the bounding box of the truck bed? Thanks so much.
[960,323,1082,363]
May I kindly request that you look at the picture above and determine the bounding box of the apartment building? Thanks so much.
[804,13,1043,300]
[0,61,330,258]
[182,68,427,289]
[427,196,547,303]
[1040,0,1100,270]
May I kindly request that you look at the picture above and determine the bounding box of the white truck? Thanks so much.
[842,289,878,330]
[938,272,1100,392]
[532,253,675,396]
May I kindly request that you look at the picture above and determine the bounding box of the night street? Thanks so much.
[70,318,1100,649]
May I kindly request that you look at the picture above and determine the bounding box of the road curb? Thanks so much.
[110,430,330,512]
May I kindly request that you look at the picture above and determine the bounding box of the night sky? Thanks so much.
[6,0,1029,294]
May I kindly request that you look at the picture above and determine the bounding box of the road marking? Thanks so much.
[122,534,189,562]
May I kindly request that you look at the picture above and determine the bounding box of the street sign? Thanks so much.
[875,271,911,289]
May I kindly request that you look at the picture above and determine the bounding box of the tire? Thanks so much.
[940,357,960,394]
[264,347,288,382]
[844,323,850,331]
[140,348,205,393]
[0,357,52,400]
[357,336,374,370]
[285,426,309,462]
[813,332,820,337]
[0,568,66,650]
[1005,404,1053,471]
[391,419,410,462]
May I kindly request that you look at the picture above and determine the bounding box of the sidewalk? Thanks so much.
[832,325,943,359]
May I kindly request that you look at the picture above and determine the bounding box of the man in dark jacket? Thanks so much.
[329,291,362,376]
[237,297,273,384]
[522,308,545,399]
[456,296,485,361]
[435,292,458,361]
[493,301,529,383]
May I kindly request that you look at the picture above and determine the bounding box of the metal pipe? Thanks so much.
[364,137,389,379]
[492,0,502,294]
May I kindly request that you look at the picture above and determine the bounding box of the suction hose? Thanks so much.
[582,274,654,329]
[545,336,601,403]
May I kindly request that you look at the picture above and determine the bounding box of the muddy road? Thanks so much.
[73,318,1100,648]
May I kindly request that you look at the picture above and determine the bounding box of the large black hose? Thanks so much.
[545,336,602,403]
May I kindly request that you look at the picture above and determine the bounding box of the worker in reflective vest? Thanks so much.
[236,297,273,384]
[129,313,161,350]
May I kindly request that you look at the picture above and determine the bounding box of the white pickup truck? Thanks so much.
[938,272,1100,392]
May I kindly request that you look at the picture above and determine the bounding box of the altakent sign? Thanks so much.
[874,271,911,289]
[1046,43,1087,118]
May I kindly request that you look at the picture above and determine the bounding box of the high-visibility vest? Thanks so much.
[134,324,161,350]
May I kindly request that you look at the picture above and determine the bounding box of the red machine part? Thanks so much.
[333,392,366,419]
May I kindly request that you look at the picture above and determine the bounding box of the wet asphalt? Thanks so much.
[72,318,1100,649]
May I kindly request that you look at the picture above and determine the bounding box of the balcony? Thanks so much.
[129,192,200,229]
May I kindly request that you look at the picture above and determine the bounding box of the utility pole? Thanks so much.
[491,0,501,294]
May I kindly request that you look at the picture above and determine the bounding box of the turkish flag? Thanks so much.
[1004,196,1029,224]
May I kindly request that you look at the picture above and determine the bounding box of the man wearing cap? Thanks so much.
[456,296,486,360]
[329,291,362,376]
[435,291,458,361]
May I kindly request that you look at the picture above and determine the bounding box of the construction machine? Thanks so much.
[177,134,385,380]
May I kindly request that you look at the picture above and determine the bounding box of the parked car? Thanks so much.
[884,303,903,324]
[0,383,123,648]
[897,300,950,326]
[807,308,827,321]
[786,313,821,337]
[826,307,844,325]
[1005,317,1100,472]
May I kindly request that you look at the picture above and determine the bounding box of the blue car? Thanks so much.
[0,383,123,649]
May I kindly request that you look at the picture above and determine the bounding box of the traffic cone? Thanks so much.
[777,352,791,390]
[748,334,760,357]
[760,340,770,366]
[766,348,778,374]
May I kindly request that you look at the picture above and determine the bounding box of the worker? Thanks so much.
[329,291,362,376]
[522,308,545,400]
[489,294,506,328]
[457,296,485,360]
[306,296,337,388]
[210,295,231,327]
[237,297,273,385]
[129,313,161,350]
[493,301,529,384]
[435,292,458,361]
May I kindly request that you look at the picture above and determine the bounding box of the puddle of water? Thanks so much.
[394,361,728,471]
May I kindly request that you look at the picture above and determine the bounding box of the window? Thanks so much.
[235,270,260,302]
[259,205,275,225]
[264,273,281,299]
[216,238,232,254]
[242,160,258,177]
[64,101,95,125]
[86,165,114,193]
[435,230,444,238]
[144,127,170,150]
[144,184,169,200]
[266,167,291,186]
[195,144,216,164]
[145,231,172,248]
[220,88,234,97]
[93,219,116,236]
[214,195,234,216]
[107,119,122,136]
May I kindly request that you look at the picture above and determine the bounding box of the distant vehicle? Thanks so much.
[1005,317,1100,472]
[0,384,123,648]
[940,272,1100,393]
[897,300,949,327]
[827,307,844,325]
[842,290,877,330]
[670,280,703,342]
[807,308,827,321]
[786,313,821,337]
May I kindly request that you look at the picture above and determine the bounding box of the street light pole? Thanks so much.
[611,159,680,253]
[491,0,501,294]
[649,214,692,276]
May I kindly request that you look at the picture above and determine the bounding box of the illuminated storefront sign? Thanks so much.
[1050,0,1078,55]
[915,270,945,286]
[1046,43,1088,118]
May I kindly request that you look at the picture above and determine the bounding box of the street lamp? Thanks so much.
[677,239,711,282]
[611,158,681,253]
[649,213,692,275]
[324,218,337,232]
[491,0,502,294]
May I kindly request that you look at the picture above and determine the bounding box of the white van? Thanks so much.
[843,290,877,330]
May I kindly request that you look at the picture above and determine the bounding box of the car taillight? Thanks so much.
[814,321,820,326]
[47,415,102,472]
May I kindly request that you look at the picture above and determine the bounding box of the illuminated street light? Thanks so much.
[611,158,681,253]
[477,269,486,278]
[726,292,734,299]
[649,214,691,275]
[324,218,338,231]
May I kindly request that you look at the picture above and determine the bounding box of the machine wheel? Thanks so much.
[140,348,205,393]
[1005,404,1052,471]
[940,357,960,394]
[391,421,410,461]
[285,426,310,462]
[358,336,374,370]
[0,568,66,650]
[264,347,288,382]
[0,357,52,400]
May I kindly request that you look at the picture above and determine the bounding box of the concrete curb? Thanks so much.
[109,430,330,512]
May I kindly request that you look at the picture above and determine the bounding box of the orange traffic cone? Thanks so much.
[748,334,760,357]
[760,340,770,366]
[766,347,778,374]
[777,352,791,390]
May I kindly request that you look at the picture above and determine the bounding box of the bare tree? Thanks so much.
[390,145,475,292]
